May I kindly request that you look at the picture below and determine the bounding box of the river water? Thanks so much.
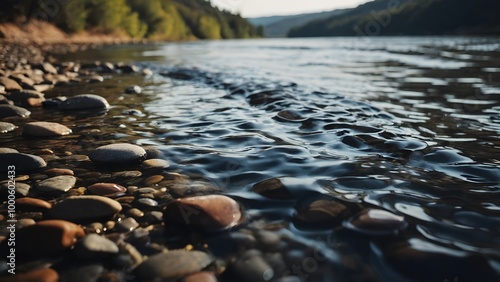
[54,37,500,281]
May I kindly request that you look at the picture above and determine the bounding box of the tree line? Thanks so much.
[0,0,263,40]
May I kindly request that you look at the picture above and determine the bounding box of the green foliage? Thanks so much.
[1,0,261,40]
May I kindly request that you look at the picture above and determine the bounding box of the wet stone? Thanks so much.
[1,182,30,196]
[0,76,22,91]
[112,170,142,178]
[58,264,104,282]
[59,94,109,110]
[275,109,305,122]
[74,233,119,259]
[89,143,147,164]
[294,198,349,229]
[125,85,142,94]
[45,168,74,176]
[17,218,36,229]
[88,183,127,197]
[0,148,18,153]
[127,208,144,218]
[344,209,408,236]
[135,197,158,208]
[233,249,274,282]
[16,197,52,212]
[13,268,59,282]
[133,250,213,281]
[36,175,76,195]
[87,75,104,83]
[5,90,44,106]
[143,175,164,186]
[22,121,72,137]
[142,159,170,170]
[182,271,218,282]
[40,62,58,74]
[0,122,16,133]
[0,153,46,172]
[0,104,31,118]
[116,217,139,232]
[164,195,243,231]
[7,220,85,259]
[252,177,294,200]
[48,195,122,222]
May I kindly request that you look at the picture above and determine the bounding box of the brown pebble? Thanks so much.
[164,195,243,231]
[16,197,52,212]
[182,271,218,282]
[45,168,74,176]
[11,220,84,259]
[13,268,59,282]
[88,183,127,197]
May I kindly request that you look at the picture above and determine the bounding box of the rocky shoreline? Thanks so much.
[0,41,421,282]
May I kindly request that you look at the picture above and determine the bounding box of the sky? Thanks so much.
[211,0,369,18]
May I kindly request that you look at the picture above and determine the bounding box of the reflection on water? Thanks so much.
[54,37,500,280]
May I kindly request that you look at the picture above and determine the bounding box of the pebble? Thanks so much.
[234,249,274,282]
[10,220,84,259]
[22,121,72,137]
[40,62,58,74]
[133,250,213,281]
[17,218,36,229]
[0,76,22,91]
[182,271,218,282]
[74,233,119,259]
[142,158,170,169]
[36,175,77,195]
[125,85,142,94]
[275,110,305,122]
[5,90,45,106]
[294,198,349,228]
[127,208,144,218]
[0,122,16,133]
[0,147,18,153]
[89,143,147,164]
[87,75,104,83]
[344,209,408,235]
[116,217,139,232]
[0,104,31,118]
[48,195,122,222]
[88,183,127,197]
[12,268,59,282]
[252,178,294,199]
[16,197,52,211]
[59,94,109,110]
[164,195,243,231]
[58,264,104,282]
[135,197,158,207]
[45,168,74,176]
[0,152,46,172]
[143,175,164,185]
[112,170,142,178]
[1,182,30,196]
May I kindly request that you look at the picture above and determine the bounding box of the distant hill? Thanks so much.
[288,0,500,37]
[249,10,348,38]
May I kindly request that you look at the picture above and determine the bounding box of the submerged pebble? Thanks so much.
[344,209,408,235]
[294,198,349,229]
[125,85,142,94]
[164,195,243,231]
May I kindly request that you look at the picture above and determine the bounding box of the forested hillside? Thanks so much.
[0,0,262,40]
[288,0,500,37]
